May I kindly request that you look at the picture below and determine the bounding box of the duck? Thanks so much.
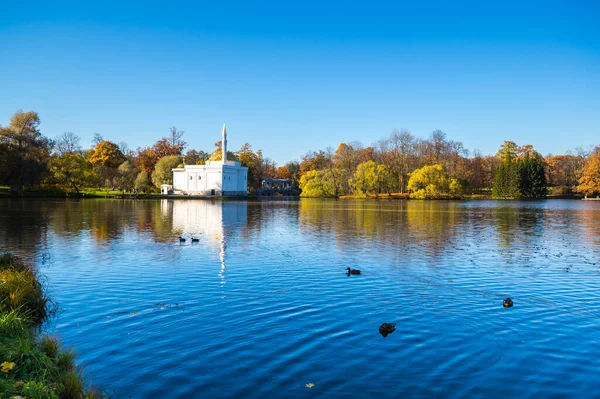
[379,323,396,338]
[179,236,186,243]
[346,267,361,276]
[191,237,200,243]
[503,297,513,308]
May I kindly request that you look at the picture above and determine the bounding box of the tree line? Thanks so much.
[297,129,600,198]
[1,110,599,198]
[0,110,281,195]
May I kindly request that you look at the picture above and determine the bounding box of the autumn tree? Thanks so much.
[544,154,581,190]
[350,160,397,195]
[48,153,87,194]
[0,110,52,193]
[151,155,183,187]
[236,143,268,191]
[184,149,209,165]
[407,164,462,199]
[299,169,336,197]
[88,140,126,189]
[117,161,137,193]
[577,146,600,197]
[135,171,150,193]
[137,128,187,174]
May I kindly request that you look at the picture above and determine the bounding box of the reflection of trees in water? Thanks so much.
[244,200,299,240]
[298,199,463,258]
[575,205,600,246]
[0,199,50,257]
[493,205,545,248]
[52,200,139,244]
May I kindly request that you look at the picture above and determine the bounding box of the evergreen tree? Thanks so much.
[492,161,521,198]
[518,153,547,198]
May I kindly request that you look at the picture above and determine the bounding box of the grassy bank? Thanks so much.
[0,253,105,399]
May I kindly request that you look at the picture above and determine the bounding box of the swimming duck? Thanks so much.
[379,323,396,338]
[191,237,200,243]
[179,236,186,243]
[503,297,513,308]
[346,267,361,276]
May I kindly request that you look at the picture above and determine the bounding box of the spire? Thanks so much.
[221,123,227,164]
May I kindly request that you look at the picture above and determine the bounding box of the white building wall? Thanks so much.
[171,162,248,196]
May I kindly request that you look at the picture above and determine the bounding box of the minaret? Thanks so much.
[221,123,227,164]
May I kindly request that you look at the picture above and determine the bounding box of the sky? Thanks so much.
[0,0,598,164]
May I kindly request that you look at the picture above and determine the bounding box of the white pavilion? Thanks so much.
[167,124,248,196]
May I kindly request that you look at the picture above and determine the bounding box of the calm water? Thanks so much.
[1,198,600,398]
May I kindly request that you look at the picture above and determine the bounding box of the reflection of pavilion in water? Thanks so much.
[162,200,248,284]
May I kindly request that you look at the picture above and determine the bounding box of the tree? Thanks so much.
[92,133,104,146]
[89,140,125,168]
[350,160,397,195]
[299,169,336,197]
[168,126,187,148]
[235,143,266,191]
[0,110,52,193]
[492,162,521,199]
[497,141,519,163]
[88,140,126,189]
[493,142,547,199]
[518,153,547,198]
[151,155,183,187]
[407,164,462,199]
[184,149,209,165]
[135,171,150,193]
[137,135,186,174]
[55,132,82,155]
[48,153,87,194]
[117,161,137,193]
[578,146,600,197]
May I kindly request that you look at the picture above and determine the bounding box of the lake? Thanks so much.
[1,198,600,398]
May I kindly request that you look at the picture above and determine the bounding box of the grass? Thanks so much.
[0,252,106,399]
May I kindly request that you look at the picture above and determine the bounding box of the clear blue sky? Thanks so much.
[1,0,598,164]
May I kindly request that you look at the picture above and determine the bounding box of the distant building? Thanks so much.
[171,124,248,196]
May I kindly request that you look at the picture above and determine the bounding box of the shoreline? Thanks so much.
[0,253,105,398]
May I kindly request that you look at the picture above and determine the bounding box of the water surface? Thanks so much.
[1,198,600,398]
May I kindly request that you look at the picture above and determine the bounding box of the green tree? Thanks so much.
[299,169,336,197]
[151,155,182,187]
[407,164,462,199]
[48,153,87,194]
[492,162,521,198]
[134,171,150,193]
[117,161,137,193]
[0,110,52,194]
[493,142,547,199]
[518,153,547,198]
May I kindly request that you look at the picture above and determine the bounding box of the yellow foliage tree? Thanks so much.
[407,164,462,199]
[88,140,125,168]
[299,169,336,197]
[577,147,600,197]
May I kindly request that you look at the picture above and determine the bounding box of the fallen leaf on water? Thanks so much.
[305,383,315,388]
[130,312,138,315]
